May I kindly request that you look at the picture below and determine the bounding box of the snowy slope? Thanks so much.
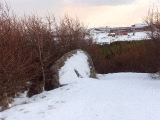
[1,73,160,120]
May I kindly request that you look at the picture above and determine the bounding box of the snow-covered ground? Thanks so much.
[1,50,160,120]
[1,73,160,120]
[92,32,150,44]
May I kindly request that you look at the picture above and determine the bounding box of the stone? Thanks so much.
[27,83,44,98]
[48,49,97,86]
[45,70,60,91]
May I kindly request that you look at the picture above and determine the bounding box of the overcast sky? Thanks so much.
[2,0,160,28]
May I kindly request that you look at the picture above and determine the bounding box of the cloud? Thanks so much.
[69,0,136,6]
[4,0,150,28]
[4,0,65,18]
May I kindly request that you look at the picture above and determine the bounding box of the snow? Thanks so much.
[93,32,150,44]
[59,50,91,85]
[1,53,160,120]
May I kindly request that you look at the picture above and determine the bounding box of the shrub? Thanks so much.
[0,3,38,100]
[0,2,104,102]
[98,40,160,73]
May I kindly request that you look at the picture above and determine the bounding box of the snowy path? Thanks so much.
[1,73,160,120]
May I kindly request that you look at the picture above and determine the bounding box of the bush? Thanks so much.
[98,40,160,73]
[0,3,39,100]
[0,2,104,102]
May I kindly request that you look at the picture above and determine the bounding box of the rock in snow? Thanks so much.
[50,49,97,86]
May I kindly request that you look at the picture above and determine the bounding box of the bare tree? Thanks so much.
[143,4,160,38]
[143,4,160,73]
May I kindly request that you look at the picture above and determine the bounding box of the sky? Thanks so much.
[2,0,160,28]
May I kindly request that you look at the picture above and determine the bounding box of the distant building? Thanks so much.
[115,32,128,36]
[110,24,151,33]
[110,27,132,33]
[87,23,151,36]
[108,33,115,37]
